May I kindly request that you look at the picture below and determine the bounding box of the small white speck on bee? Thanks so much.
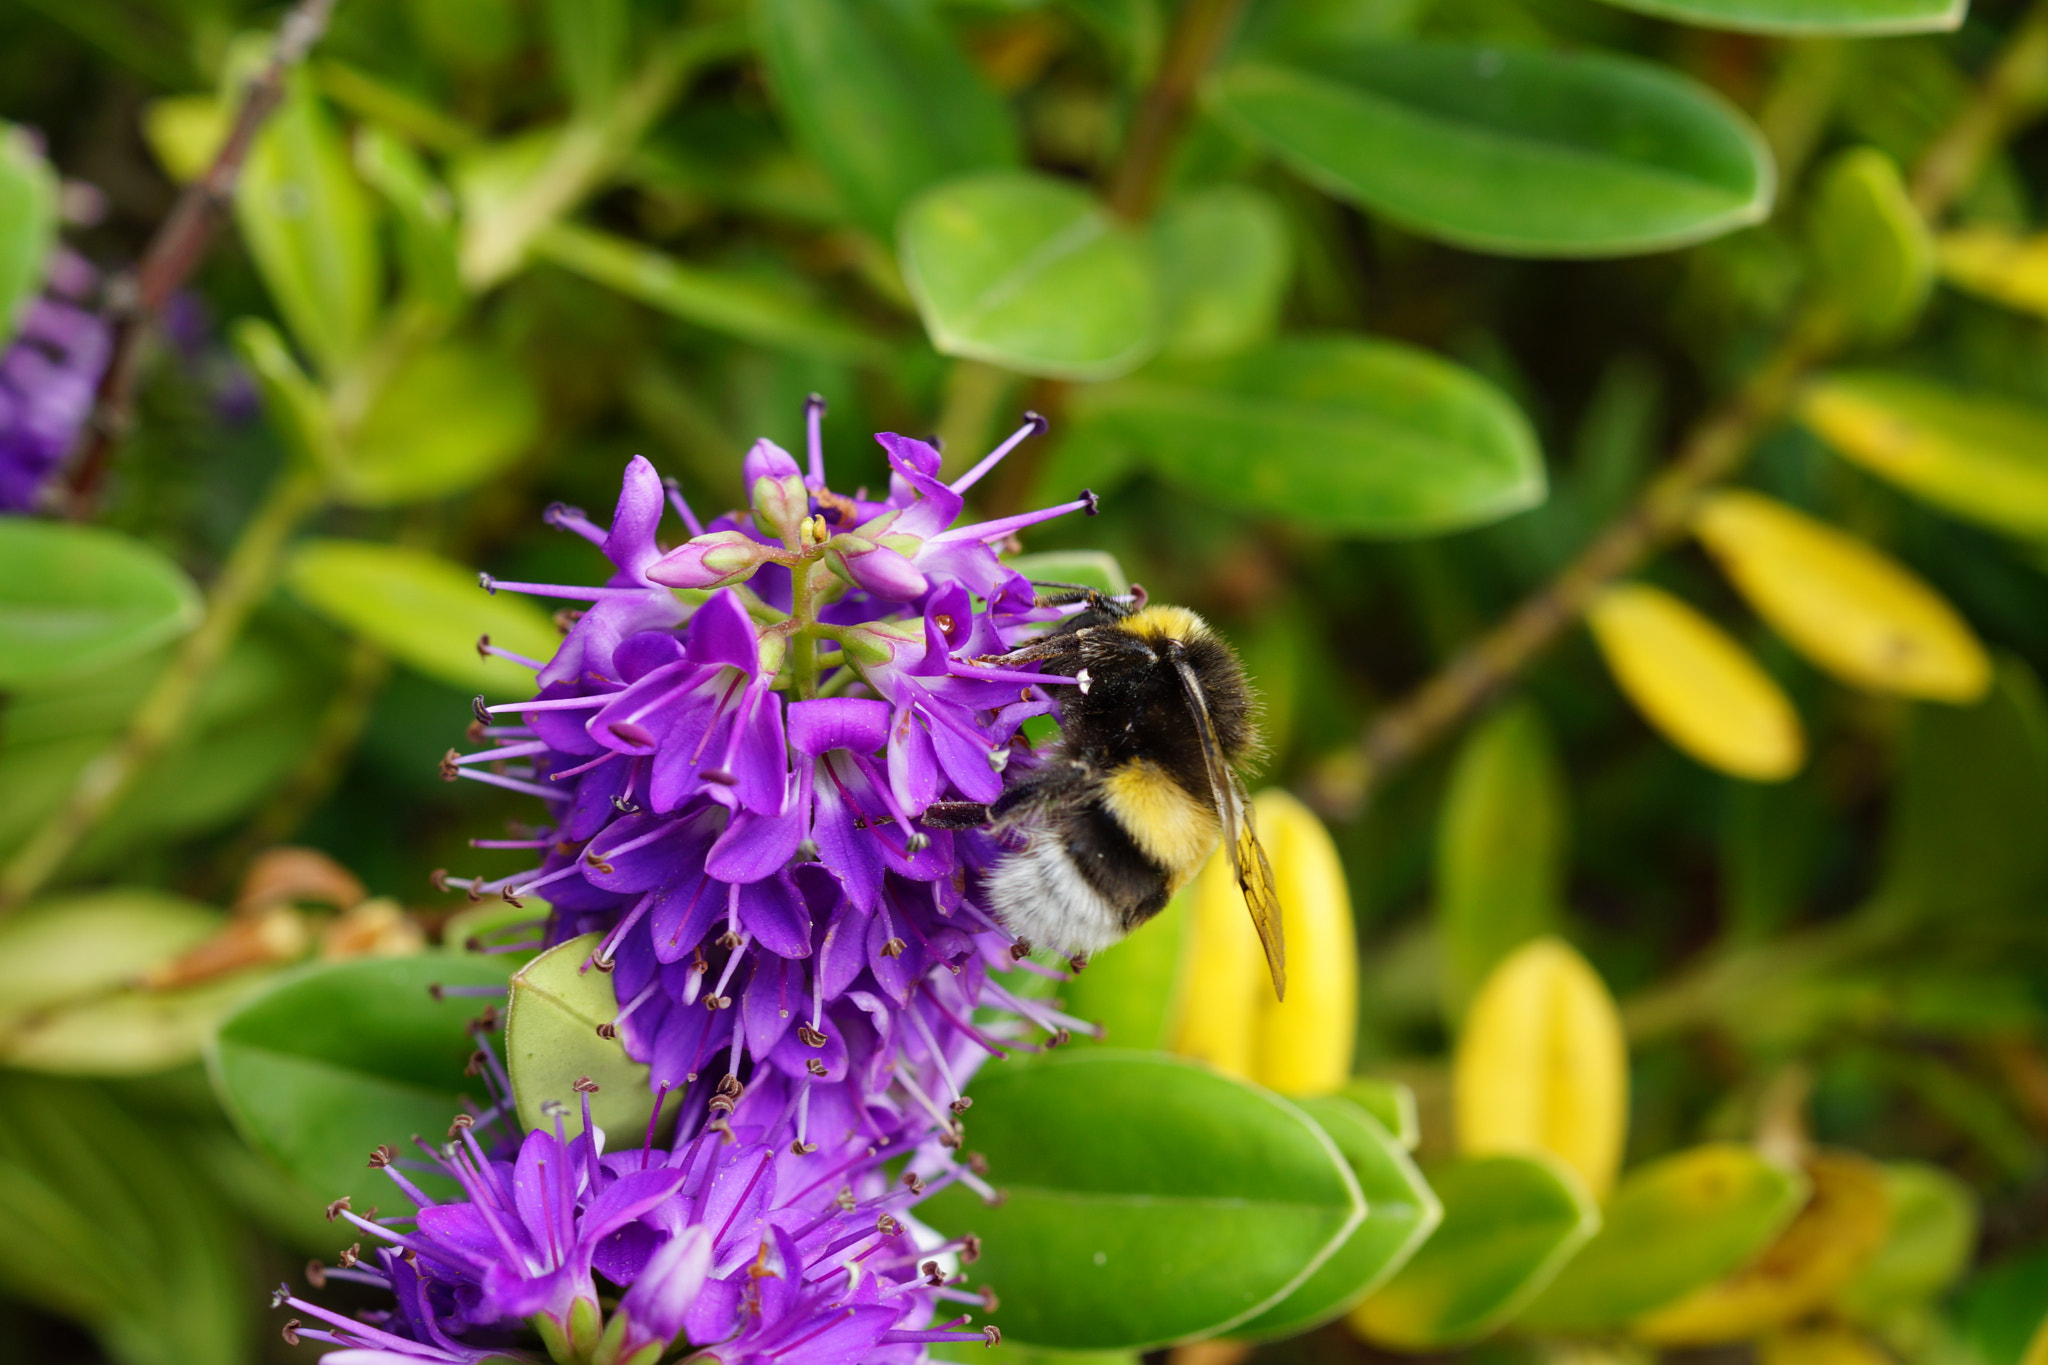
[1076,668,1092,694]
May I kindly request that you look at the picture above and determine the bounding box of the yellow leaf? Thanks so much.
[1694,490,1990,702]
[1453,937,1627,1200]
[1760,1326,1895,1365]
[1798,373,2048,539]
[1809,148,1933,342]
[1634,1152,1893,1345]
[1937,228,2048,318]
[1169,789,1357,1095]
[2023,1309,2048,1365]
[1587,584,1805,782]
[141,95,228,185]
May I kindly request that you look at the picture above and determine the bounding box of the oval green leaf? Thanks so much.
[1338,1077,1422,1151]
[0,889,219,1028]
[505,933,673,1141]
[1588,0,1960,34]
[919,1049,1365,1350]
[900,171,1162,381]
[1521,1143,1809,1331]
[284,538,562,698]
[0,521,202,690]
[208,953,512,1211]
[1809,148,1933,342]
[0,122,57,344]
[1065,335,1542,536]
[1155,184,1292,359]
[1840,1162,1981,1316]
[1798,373,2048,539]
[1210,46,1774,258]
[1231,1094,1443,1339]
[1349,1153,1600,1349]
[340,343,540,505]
[1063,889,1187,1050]
[755,0,1018,238]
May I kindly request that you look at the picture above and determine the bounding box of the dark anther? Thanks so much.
[325,1197,350,1222]
[596,1021,618,1040]
[573,1075,601,1094]
[717,930,744,950]
[610,794,641,814]
[427,982,445,1002]
[403,1248,419,1267]
[905,832,930,853]
[984,1326,1003,1347]
[465,1049,489,1076]
[1051,1028,1072,1047]
[449,1114,475,1138]
[475,634,492,659]
[949,1096,973,1114]
[305,1259,326,1288]
[798,1023,828,1047]
[338,1243,360,1269]
[282,1319,301,1346]
[466,880,482,903]
[979,1285,999,1312]
[938,1129,961,1149]
[962,1234,984,1264]
[471,695,492,726]
[475,1004,500,1030]
[709,1094,736,1117]
[1080,488,1099,515]
[902,1171,925,1194]
[1023,409,1048,436]
[1008,940,1032,962]
[466,719,486,743]
[835,1186,857,1211]
[1068,953,1089,974]
[465,936,485,952]
[881,936,907,958]
[704,994,731,1011]
[593,953,615,973]
[541,1099,567,1120]
[806,392,827,417]
[716,1074,745,1099]
[877,1213,902,1237]
[703,767,738,786]
[367,1144,395,1169]
[966,1152,990,1176]
[553,608,583,635]
[439,749,461,781]
[477,572,496,595]
[791,1139,818,1154]
[584,848,616,874]
[271,1283,292,1309]
[430,868,451,893]
[501,888,525,908]
[922,1260,944,1286]
[807,1058,828,1077]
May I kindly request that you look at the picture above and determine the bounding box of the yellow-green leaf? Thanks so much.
[1693,490,1990,702]
[1937,227,2048,318]
[1808,148,1932,342]
[141,95,229,185]
[338,343,540,506]
[505,934,672,1140]
[1453,936,1628,1200]
[1798,373,2048,539]
[1634,1152,1893,1345]
[1588,582,1805,781]
[1837,1162,1979,1316]
[1760,1326,1898,1365]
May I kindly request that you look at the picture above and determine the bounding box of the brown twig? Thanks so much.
[1331,0,2048,818]
[58,0,338,518]
[1105,0,1251,221]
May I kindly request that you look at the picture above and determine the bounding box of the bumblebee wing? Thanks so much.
[1168,655,1287,1000]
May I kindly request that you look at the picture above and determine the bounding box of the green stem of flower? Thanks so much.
[1106,0,1252,221]
[790,559,823,701]
[0,465,328,911]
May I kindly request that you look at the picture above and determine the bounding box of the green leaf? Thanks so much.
[1438,699,1566,1021]
[1349,1153,1600,1349]
[1231,1094,1443,1339]
[900,171,1162,381]
[1155,185,1292,359]
[0,890,218,1027]
[1338,1077,1422,1150]
[354,126,464,317]
[1000,550,1132,597]
[533,221,889,364]
[0,122,58,344]
[545,0,628,112]
[754,0,1019,238]
[1211,46,1774,258]
[0,520,202,689]
[338,342,540,505]
[1521,1143,1809,1331]
[1840,1162,1981,1317]
[283,538,563,698]
[1063,889,1188,1049]
[505,933,673,1141]
[237,71,382,375]
[920,1050,1366,1349]
[1066,335,1543,535]
[1797,373,2048,539]
[232,315,337,475]
[1586,0,1960,34]
[208,953,512,1211]
[0,1077,251,1365]
[1809,147,1933,342]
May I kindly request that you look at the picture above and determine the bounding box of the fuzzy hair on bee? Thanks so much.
[923,586,1287,998]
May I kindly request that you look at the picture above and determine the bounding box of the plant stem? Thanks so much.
[791,560,822,701]
[1329,0,2048,818]
[1107,0,1252,221]
[0,466,327,910]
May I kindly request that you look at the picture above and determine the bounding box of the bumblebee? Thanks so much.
[925,588,1286,999]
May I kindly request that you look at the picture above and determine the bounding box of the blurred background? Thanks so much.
[4,0,2048,1362]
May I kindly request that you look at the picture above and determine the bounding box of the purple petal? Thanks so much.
[739,872,813,959]
[684,589,760,676]
[605,457,668,580]
[742,437,803,486]
[787,698,891,756]
[742,954,801,1054]
[841,544,928,600]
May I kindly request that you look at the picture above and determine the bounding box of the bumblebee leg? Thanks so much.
[919,801,994,829]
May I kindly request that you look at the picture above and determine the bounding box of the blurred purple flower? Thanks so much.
[291,401,1105,1365]
[0,248,109,513]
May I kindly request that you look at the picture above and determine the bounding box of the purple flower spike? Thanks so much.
[295,402,1100,1365]
[1,250,111,514]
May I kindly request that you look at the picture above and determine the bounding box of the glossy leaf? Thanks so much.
[231,316,336,473]
[208,953,512,1211]
[918,1050,1365,1349]
[545,0,627,112]
[1588,0,1959,37]
[0,121,57,343]
[505,933,668,1140]
[1694,490,1989,701]
[1588,582,1805,781]
[0,520,202,689]
[1349,1153,1600,1349]
[1339,1077,1421,1151]
[1437,700,1566,1022]
[0,890,218,1027]
[4,974,275,1077]
[1839,1162,1980,1316]
[1000,550,1131,597]
[140,95,229,184]
[1938,228,2048,318]
[354,126,464,317]
[236,71,381,375]
[754,0,1018,238]
[1171,790,1356,1094]
[339,342,540,505]
[1064,335,1543,535]
[900,171,1160,380]
[1798,373,2048,539]
[1211,46,1773,258]
[1064,889,1189,1050]
[1760,1326,1897,1365]
[1635,1152,1894,1344]
[283,538,562,698]
[1523,1144,1810,1330]
[1155,184,1292,359]
[1232,1095,1443,1339]
[1454,936,1628,1200]
[1809,148,1932,341]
